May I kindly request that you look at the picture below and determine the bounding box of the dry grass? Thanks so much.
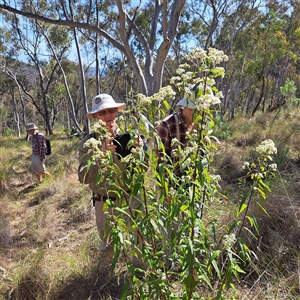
[212,108,300,298]
[0,134,126,300]
[1,107,300,299]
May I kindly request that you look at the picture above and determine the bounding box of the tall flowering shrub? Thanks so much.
[86,47,277,299]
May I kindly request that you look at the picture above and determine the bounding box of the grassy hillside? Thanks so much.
[0,108,300,299]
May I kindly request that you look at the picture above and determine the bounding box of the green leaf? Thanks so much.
[236,192,249,217]
[256,201,270,216]
[246,215,253,227]
[228,221,241,234]
[197,273,213,289]
[232,263,246,274]
[248,213,260,234]
[120,280,130,300]
[237,203,247,217]
[255,186,266,199]
[209,251,221,279]
[163,99,170,110]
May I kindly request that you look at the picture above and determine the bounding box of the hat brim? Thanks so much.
[86,103,126,120]
[26,126,38,131]
[176,97,196,109]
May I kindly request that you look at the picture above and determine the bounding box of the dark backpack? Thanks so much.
[45,138,51,155]
[36,133,51,155]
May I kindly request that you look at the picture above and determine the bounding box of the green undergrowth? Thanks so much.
[0,109,300,300]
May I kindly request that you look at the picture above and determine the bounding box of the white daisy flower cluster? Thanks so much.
[242,161,250,170]
[242,140,278,180]
[133,86,176,118]
[222,233,236,250]
[185,47,208,64]
[83,120,113,172]
[135,93,152,107]
[185,47,228,71]
[171,47,227,84]
[148,85,176,104]
[84,138,105,160]
[269,163,277,172]
[170,137,181,148]
[83,136,109,176]
[180,174,193,184]
[168,187,177,198]
[169,47,227,112]
[184,82,223,110]
[171,140,199,170]
[255,139,277,157]
[207,47,229,65]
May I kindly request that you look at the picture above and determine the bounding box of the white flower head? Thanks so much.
[269,163,277,171]
[171,137,180,147]
[170,76,182,85]
[256,139,277,156]
[207,47,229,65]
[136,93,151,106]
[176,68,186,75]
[149,85,176,103]
[242,161,250,169]
[223,233,236,249]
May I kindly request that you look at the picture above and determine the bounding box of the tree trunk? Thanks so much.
[12,92,21,137]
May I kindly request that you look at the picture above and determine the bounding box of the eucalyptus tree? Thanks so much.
[0,62,28,137]
[188,0,263,51]
[185,0,271,120]
[0,14,28,135]
[1,11,76,135]
[186,0,299,120]
[224,3,299,119]
[278,1,300,101]
[0,59,25,135]
[0,0,186,98]
[43,25,83,132]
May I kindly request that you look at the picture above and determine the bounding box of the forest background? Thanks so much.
[0,0,300,299]
[0,0,299,136]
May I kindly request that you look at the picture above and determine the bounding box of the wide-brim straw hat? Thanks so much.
[26,123,38,131]
[86,94,126,120]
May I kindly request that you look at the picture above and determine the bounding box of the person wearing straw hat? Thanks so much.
[78,94,146,271]
[25,122,51,184]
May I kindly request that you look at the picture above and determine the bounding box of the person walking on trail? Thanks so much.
[78,94,145,270]
[26,123,51,184]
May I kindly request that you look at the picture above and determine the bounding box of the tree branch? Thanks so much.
[0,4,126,54]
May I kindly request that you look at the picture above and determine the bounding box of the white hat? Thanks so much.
[176,95,196,109]
[86,94,126,120]
[26,123,38,131]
